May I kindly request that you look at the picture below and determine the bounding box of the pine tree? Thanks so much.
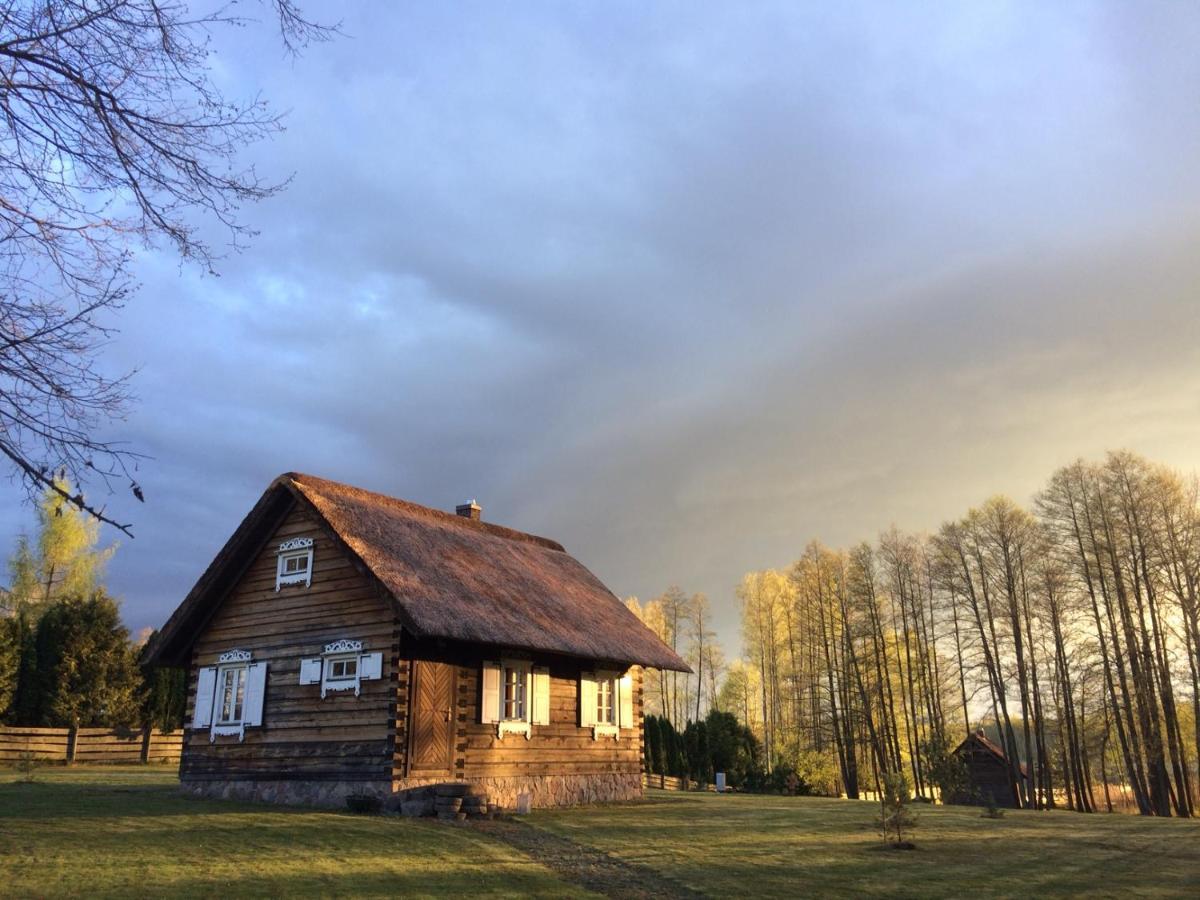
[0,615,19,720]
[33,591,141,728]
[140,629,187,732]
[651,715,668,775]
[9,612,41,725]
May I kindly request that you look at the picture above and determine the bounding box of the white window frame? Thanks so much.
[498,659,532,739]
[205,649,267,743]
[592,670,620,739]
[275,537,314,591]
[215,663,249,726]
[320,639,363,698]
[326,655,359,683]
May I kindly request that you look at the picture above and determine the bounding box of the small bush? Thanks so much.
[345,792,383,815]
[16,751,40,783]
[877,772,918,848]
[981,792,1005,819]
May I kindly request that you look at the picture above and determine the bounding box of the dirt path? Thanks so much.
[469,818,704,900]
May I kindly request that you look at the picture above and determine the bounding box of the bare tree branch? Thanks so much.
[0,1,335,534]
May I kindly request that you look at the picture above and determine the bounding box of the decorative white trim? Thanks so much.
[592,723,619,741]
[278,537,314,552]
[323,639,363,655]
[312,647,382,699]
[210,722,246,743]
[218,649,252,663]
[276,538,314,591]
[321,678,359,699]
[499,719,532,739]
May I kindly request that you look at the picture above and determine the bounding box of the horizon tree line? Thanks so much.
[639,449,1198,817]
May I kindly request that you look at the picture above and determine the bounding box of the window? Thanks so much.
[581,669,632,740]
[481,660,545,738]
[192,649,268,743]
[282,553,309,576]
[217,665,247,724]
[275,537,314,590]
[596,674,616,726]
[503,664,527,721]
[298,640,383,698]
[327,656,358,682]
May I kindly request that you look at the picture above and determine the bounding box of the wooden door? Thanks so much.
[408,660,456,776]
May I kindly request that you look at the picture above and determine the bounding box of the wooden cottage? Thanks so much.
[946,729,1029,808]
[145,473,689,808]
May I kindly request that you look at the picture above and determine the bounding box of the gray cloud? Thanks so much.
[3,1,1200,650]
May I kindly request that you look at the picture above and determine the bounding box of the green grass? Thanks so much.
[0,766,590,898]
[530,789,1200,899]
[4,768,1199,898]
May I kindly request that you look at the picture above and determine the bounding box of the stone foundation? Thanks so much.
[181,772,642,811]
[181,778,392,808]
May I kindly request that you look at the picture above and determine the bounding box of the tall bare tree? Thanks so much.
[0,0,332,533]
[727,449,1199,816]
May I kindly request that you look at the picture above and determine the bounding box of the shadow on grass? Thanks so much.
[0,780,331,821]
[105,864,588,899]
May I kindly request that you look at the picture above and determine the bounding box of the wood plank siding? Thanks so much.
[179,497,648,793]
[401,641,644,784]
[182,504,397,783]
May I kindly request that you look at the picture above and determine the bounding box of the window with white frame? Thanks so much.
[481,659,548,738]
[192,649,268,743]
[275,537,314,591]
[216,664,248,725]
[503,663,527,721]
[327,655,358,682]
[581,668,633,740]
[298,640,383,698]
[595,673,616,726]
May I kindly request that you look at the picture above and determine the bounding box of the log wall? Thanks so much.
[176,500,652,808]
[457,659,642,780]
[182,503,397,783]
[395,641,644,791]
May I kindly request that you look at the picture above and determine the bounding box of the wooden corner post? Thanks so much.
[65,725,78,764]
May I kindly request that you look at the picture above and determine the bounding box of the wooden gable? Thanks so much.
[182,502,399,783]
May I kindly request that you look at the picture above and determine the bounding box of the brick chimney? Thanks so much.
[456,500,482,521]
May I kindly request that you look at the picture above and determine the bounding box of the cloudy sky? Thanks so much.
[3,1,1200,652]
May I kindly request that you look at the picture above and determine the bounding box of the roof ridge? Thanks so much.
[279,471,566,553]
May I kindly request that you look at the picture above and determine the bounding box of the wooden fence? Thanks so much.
[642,773,698,791]
[0,726,182,765]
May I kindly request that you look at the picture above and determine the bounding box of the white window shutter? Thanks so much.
[359,651,383,681]
[619,672,634,730]
[299,658,323,686]
[243,662,268,727]
[481,661,501,724]
[192,666,217,729]
[533,667,550,726]
[580,672,597,728]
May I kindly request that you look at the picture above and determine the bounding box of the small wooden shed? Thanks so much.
[145,472,689,809]
[946,729,1028,808]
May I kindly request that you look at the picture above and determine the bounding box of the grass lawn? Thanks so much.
[0,765,591,898]
[4,768,1199,898]
[532,789,1200,898]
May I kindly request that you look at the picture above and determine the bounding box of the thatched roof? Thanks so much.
[147,472,689,672]
[954,730,1030,779]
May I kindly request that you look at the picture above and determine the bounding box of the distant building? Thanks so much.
[946,729,1029,808]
